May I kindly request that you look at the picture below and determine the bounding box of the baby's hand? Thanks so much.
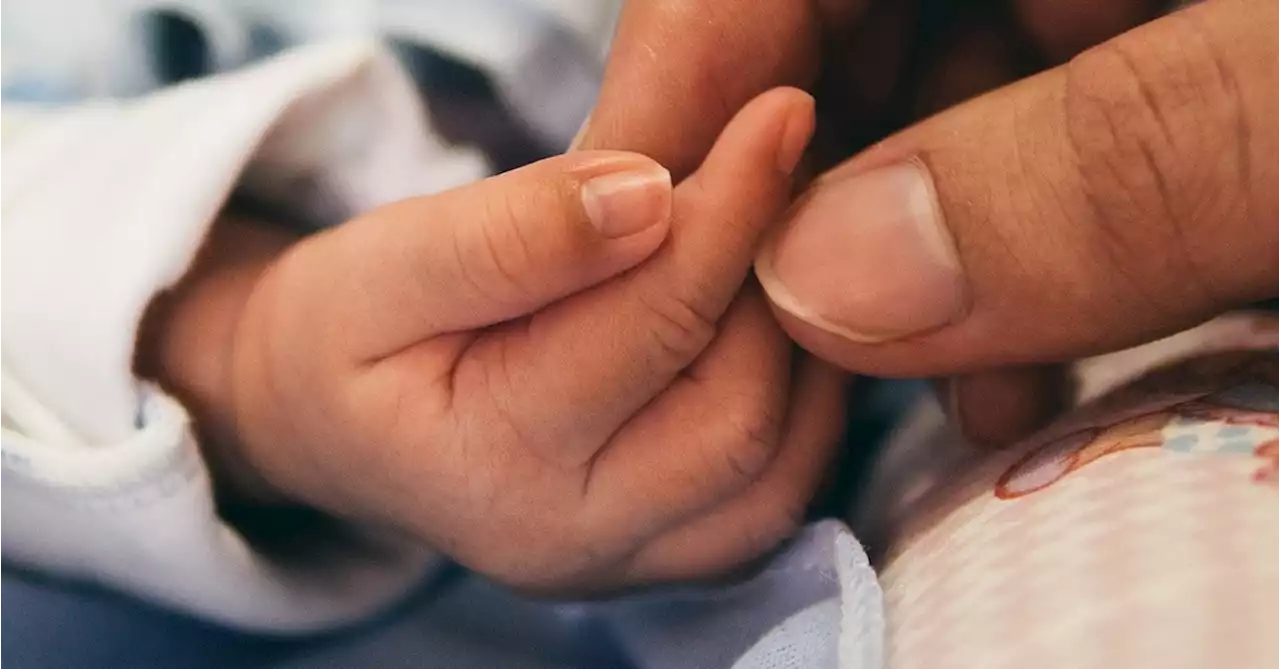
[146,88,846,593]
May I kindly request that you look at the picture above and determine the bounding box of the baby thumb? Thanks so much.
[313,151,673,360]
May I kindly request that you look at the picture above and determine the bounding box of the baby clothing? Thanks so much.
[858,314,1278,669]
[3,41,485,632]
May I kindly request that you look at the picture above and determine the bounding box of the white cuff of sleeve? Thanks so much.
[1,40,487,632]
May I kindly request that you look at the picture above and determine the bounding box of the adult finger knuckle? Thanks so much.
[1063,40,1177,235]
[1061,28,1238,307]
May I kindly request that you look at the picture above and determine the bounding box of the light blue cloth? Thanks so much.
[0,3,893,667]
[4,523,883,669]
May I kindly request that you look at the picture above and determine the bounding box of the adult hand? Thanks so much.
[574,0,992,178]
[581,0,1172,445]
[755,0,1276,442]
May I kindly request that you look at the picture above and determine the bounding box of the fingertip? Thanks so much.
[677,88,817,242]
[710,87,816,178]
[776,90,817,174]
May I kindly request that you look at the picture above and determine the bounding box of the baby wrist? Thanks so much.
[136,215,296,505]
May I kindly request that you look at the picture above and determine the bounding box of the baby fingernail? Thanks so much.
[758,160,967,342]
[581,164,673,238]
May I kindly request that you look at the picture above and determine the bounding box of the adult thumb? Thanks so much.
[757,0,1277,378]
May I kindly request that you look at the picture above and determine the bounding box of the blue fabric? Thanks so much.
[4,522,886,669]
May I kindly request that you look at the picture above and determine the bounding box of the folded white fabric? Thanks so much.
[1,41,486,632]
[0,0,621,147]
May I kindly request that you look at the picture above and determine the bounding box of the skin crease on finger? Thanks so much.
[797,1,1066,445]
[920,0,1261,446]
[909,5,1067,444]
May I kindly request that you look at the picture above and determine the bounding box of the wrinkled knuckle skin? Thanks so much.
[454,190,543,311]
[1061,31,1240,309]
[637,290,720,363]
[479,195,536,299]
[715,398,784,483]
[1063,43,1177,247]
